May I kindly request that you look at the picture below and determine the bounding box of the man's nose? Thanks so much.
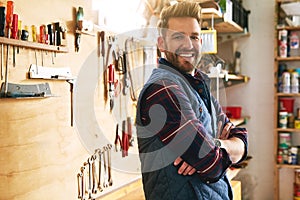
[182,36,193,49]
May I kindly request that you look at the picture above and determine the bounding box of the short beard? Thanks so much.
[164,51,198,74]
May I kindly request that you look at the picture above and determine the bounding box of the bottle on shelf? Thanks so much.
[234,51,241,74]
[294,108,300,129]
[279,111,288,129]
[278,132,291,164]
[289,31,299,57]
[279,29,288,58]
[278,63,287,92]
[281,71,291,93]
[291,71,299,93]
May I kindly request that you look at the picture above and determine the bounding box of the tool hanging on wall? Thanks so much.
[11,14,18,68]
[77,144,113,200]
[47,24,55,64]
[0,6,4,80]
[127,116,134,147]
[0,82,52,98]
[122,119,129,157]
[125,37,141,102]
[75,7,83,52]
[114,123,121,152]
[3,0,14,96]
[100,31,108,105]
[67,79,75,127]
[108,64,115,112]
[97,149,103,193]
[106,36,117,111]
[114,47,130,96]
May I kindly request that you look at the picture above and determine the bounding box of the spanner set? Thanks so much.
[77,144,113,200]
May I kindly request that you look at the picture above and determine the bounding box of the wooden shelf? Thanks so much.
[276,128,300,132]
[0,37,68,53]
[277,0,299,3]
[201,8,244,33]
[209,73,250,87]
[276,164,300,169]
[202,8,223,19]
[275,56,300,61]
[277,93,300,97]
[277,26,300,31]
[223,74,250,87]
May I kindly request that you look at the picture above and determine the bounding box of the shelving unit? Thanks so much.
[202,8,245,33]
[274,0,300,199]
[208,72,250,88]
[202,7,250,88]
[0,37,69,98]
[0,37,68,53]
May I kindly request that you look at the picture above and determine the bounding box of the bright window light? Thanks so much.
[92,0,147,33]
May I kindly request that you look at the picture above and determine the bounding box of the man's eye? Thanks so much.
[173,35,184,40]
[191,36,200,41]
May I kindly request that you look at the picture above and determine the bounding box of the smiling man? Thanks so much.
[158,16,201,74]
[136,2,248,200]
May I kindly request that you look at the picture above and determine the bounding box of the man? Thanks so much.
[136,2,248,200]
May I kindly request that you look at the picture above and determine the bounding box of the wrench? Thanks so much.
[91,154,98,194]
[80,164,87,200]
[103,146,109,188]
[77,173,82,199]
[97,149,103,192]
[87,157,93,199]
[107,144,113,186]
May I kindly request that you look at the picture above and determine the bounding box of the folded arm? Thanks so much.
[138,79,247,182]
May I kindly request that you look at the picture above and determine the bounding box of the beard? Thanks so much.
[164,49,201,74]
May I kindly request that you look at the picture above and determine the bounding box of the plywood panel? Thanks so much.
[0,0,141,199]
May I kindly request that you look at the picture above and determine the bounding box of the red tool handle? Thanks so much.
[6,1,13,37]
[40,25,46,43]
[11,14,18,39]
[6,1,13,25]
[108,64,115,83]
[122,120,129,157]
[127,117,132,142]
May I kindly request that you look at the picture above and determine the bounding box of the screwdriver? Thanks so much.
[4,1,14,96]
[11,14,18,67]
[0,6,5,80]
[17,20,21,53]
[5,1,13,37]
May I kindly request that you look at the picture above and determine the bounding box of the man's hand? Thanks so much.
[174,157,196,175]
[218,121,235,139]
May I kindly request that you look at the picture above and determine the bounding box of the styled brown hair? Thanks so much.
[157,1,202,35]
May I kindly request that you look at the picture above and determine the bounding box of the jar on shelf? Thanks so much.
[279,132,291,148]
[279,111,288,128]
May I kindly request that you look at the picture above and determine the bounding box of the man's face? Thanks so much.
[158,17,202,74]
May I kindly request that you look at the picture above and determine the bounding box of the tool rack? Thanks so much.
[0,37,68,53]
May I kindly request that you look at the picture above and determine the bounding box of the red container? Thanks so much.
[279,98,295,113]
[223,106,242,119]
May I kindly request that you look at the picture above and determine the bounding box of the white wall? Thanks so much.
[223,1,276,199]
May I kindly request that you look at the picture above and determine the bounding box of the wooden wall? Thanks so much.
[0,0,142,199]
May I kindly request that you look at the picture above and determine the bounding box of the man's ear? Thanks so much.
[157,36,165,53]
